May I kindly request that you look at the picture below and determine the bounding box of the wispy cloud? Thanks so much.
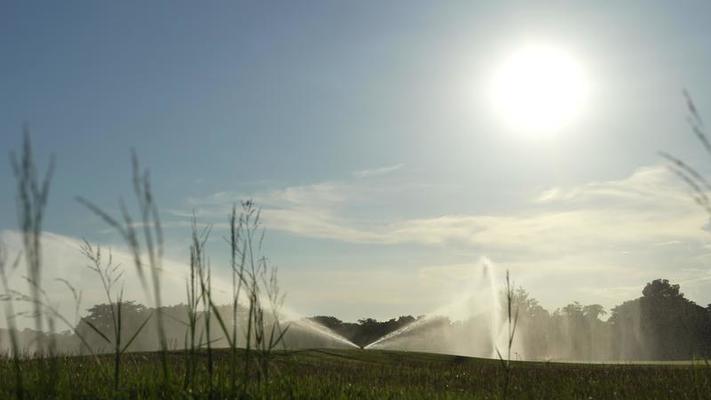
[352,163,404,178]
[183,164,709,250]
[171,164,711,312]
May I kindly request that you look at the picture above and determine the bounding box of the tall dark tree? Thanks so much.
[610,279,711,360]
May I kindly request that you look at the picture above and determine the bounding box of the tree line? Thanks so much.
[2,277,710,361]
[311,278,711,361]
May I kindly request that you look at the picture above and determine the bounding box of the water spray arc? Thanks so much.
[275,305,359,349]
[363,258,511,359]
[288,318,360,349]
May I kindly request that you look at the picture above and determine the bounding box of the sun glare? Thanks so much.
[490,44,589,136]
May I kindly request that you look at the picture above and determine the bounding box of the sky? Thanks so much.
[2,1,711,325]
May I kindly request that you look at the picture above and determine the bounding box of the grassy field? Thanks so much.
[2,348,710,399]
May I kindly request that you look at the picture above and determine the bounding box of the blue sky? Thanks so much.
[3,1,711,323]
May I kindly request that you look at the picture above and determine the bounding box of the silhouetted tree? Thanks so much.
[610,279,711,360]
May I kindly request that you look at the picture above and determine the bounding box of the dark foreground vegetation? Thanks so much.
[2,348,711,399]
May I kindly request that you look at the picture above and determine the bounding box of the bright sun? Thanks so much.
[490,44,589,136]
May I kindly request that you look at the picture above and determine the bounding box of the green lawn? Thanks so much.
[2,349,710,399]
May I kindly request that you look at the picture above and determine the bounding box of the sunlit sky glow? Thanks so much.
[490,42,590,136]
[2,1,711,325]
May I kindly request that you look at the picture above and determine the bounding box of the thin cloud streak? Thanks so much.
[183,164,709,253]
[353,163,404,178]
[167,163,711,314]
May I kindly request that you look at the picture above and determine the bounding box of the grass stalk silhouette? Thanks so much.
[79,241,152,391]
[76,150,169,384]
[9,130,54,395]
[10,129,54,352]
[189,217,216,392]
[0,241,24,399]
[661,91,711,217]
[496,270,519,400]
[183,218,206,390]
[229,204,246,395]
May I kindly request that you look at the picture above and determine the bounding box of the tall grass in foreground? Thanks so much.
[8,130,61,397]
[0,241,23,398]
[10,130,55,396]
[191,217,216,392]
[234,201,290,386]
[76,150,170,384]
[10,129,54,349]
[79,241,152,390]
[496,270,519,400]
[67,143,291,396]
[229,204,245,394]
[183,217,207,391]
[660,91,711,216]
[3,132,103,397]
[200,201,291,394]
